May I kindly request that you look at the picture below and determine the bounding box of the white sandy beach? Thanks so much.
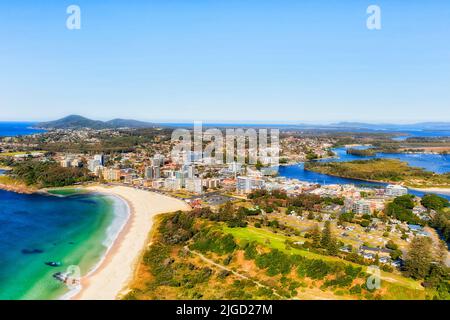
[73,185,191,300]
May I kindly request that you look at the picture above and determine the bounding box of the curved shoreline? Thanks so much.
[71,185,191,300]
[60,192,131,300]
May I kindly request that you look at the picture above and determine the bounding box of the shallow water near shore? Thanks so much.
[0,188,128,300]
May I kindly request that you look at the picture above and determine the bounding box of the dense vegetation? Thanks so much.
[124,201,450,300]
[247,189,343,215]
[422,194,450,242]
[403,237,450,299]
[346,148,376,156]
[431,211,450,242]
[127,209,379,299]
[124,211,277,300]
[385,195,421,224]
[421,194,450,211]
[10,160,92,187]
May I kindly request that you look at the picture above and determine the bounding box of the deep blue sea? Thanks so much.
[0,122,45,137]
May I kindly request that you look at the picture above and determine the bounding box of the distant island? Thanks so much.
[36,115,158,130]
[330,121,450,131]
[346,148,376,157]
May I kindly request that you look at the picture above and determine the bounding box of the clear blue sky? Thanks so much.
[1,0,449,123]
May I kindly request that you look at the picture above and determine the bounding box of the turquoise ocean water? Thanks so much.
[0,189,128,300]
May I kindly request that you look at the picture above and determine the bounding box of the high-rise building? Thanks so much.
[88,159,102,174]
[60,158,72,168]
[164,177,182,190]
[145,166,154,179]
[151,154,165,167]
[352,200,372,215]
[94,154,104,166]
[185,178,203,194]
[187,165,195,179]
[145,166,161,179]
[102,168,121,181]
[203,178,220,189]
[236,176,264,194]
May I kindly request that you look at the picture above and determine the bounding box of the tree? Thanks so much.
[320,221,338,255]
[385,240,398,251]
[390,249,402,261]
[436,240,448,266]
[310,224,321,248]
[320,221,332,249]
[374,254,380,266]
[421,194,449,211]
[403,237,433,279]
[360,220,370,228]
[430,211,450,242]
[385,202,418,224]
[306,152,318,161]
[327,238,338,256]
[255,160,264,170]
[393,194,415,209]
[339,212,354,223]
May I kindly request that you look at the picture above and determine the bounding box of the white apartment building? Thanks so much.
[236,176,265,194]
[185,178,203,194]
[386,185,408,197]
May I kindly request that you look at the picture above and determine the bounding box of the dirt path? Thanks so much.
[185,246,286,299]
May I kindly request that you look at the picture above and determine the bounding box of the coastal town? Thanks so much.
[1,120,449,300]
[2,0,450,313]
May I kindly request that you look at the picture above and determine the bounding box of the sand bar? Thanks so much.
[410,187,450,195]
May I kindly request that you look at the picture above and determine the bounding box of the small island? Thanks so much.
[346,148,376,157]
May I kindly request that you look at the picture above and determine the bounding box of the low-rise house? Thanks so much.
[359,246,392,258]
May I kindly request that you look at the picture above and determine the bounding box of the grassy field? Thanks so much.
[223,225,338,262]
[222,225,425,293]
[0,150,46,157]
[126,212,430,300]
[271,213,412,251]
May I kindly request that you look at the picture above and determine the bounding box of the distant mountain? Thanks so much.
[105,118,157,128]
[331,122,450,131]
[36,115,156,129]
[36,116,450,131]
